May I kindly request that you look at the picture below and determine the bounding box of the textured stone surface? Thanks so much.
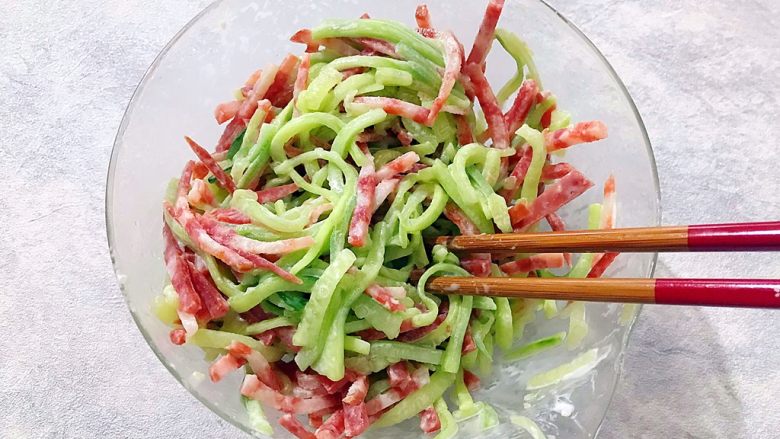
[1,0,778,438]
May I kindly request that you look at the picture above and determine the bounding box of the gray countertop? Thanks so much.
[1,0,778,437]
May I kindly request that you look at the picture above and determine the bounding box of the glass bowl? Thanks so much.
[106,0,660,437]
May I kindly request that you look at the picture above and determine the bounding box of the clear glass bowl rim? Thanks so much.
[104,0,662,436]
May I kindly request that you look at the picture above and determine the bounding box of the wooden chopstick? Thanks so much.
[425,277,780,308]
[435,221,780,254]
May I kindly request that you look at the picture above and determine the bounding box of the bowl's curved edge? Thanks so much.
[535,1,662,437]
[104,0,259,436]
[105,0,663,437]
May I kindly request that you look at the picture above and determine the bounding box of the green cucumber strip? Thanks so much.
[344,336,371,355]
[526,348,600,390]
[345,319,372,334]
[243,396,273,436]
[227,129,246,160]
[472,296,497,311]
[373,370,456,428]
[516,125,547,203]
[369,340,444,365]
[351,295,404,339]
[440,295,473,373]
[244,316,298,336]
[494,297,514,351]
[188,329,282,361]
[433,397,459,439]
[510,415,548,439]
[504,331,566,361]
[293,249,356,347]
[312,19,444,66]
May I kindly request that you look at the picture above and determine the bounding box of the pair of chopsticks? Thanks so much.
[428,221,780,309]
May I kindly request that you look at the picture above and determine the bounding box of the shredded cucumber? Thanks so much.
[153,285,180,325]
[453,368,480,421]
[565,302,588,350]
[510,415,547,439]
[495,28,541,104]
[243,397,273,436]
[434,398,458,439]
[479,403,500,431]
[526,348,601,390]
[344,336,371,355]
[373,370,456,428]
[505,332,566,361]
[352,295,404,338]
[494,296,514,350]
[516,125,546,203]
[244,316,297,335]
[370,341,443,365]
[188,329,282,362]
